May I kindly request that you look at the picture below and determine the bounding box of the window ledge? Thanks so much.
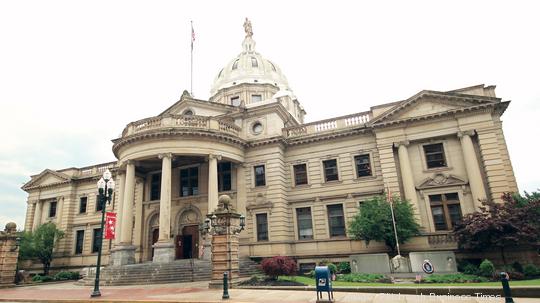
[292,184,311,189]
[423,166,452,173]
[329,235,348,240]
[322,180,342,185]
[353,175,377,182]
[251,185,268,191]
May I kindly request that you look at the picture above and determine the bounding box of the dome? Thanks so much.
[209,31,291,97]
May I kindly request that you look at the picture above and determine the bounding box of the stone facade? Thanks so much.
[0,223,19,287]
[21,22,520,272]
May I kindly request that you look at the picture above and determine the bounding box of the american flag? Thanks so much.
[191,21,195,51]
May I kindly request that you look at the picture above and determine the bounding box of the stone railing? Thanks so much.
[121,115,241,138]
[283,111,370,138]
[427,233,457,245]
[78,163,116,176]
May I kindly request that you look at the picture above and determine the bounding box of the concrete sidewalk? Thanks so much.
[0,281,538,303]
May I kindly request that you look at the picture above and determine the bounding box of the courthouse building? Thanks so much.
[22,21,519,271]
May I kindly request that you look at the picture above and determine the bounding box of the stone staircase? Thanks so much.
[79,258,261,286]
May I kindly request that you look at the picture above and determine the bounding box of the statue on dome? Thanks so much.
[243,17,253,38]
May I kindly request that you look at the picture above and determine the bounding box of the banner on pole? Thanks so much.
[104,212,117,240]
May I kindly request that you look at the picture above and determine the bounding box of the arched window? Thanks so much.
[232,59,239,70]
[251,57,258,68]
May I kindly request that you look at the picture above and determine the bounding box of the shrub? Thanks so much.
[338,273,387,283]
[54,271,80,281]
[422,273,489,283]
[318,260,337,274]
[524,264,540,277]
[261,256,297,280]
[32,275,54,283]
[337,262,351,274]
[512,261,524,273]
[32,275,43,282]
[479,259,495,277]
[462,263,479,275]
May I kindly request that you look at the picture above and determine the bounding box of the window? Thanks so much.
[252,122,263,135]
[256,213,268,241]
[48,201,57,218]
[180,167,199,197]
[251,57,258,67]
[218,162,232,192]
[95,195,103,212]
[231,96,241,106]
[75,230,84,254]
[232,59,239,70]
[92,228,102,253]
[424,143,447,169]
[327,204,346,237]
[354,154,372,177]
[183,109,194,115]
[251,94,262,103]
[254,165,266,187]
[296,207,313,240]
[429,193,462,231]
[79,197,87,214]
[293,163,308,186]
[323,159,339,182]
[150,173,161,201]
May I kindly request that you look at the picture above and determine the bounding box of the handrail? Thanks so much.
[283,111,371,138]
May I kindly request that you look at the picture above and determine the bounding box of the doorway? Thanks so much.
[175,225,199,259]
[151,228,159,260]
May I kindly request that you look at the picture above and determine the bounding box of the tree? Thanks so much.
[453,193,540,267]
[348,194,420,254]
[18,222,64,276]
[261,256,297,280]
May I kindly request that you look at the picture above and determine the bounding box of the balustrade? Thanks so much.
[122,115,241,137]
[284,111,370,138]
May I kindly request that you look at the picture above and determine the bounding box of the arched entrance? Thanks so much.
[147,213,160,261]
[175,208,201,259]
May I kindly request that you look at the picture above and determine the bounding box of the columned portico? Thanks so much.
[114,171,126,245]
[396,141,421,222]
[458,131,487,207]
[111,160,136,266]
[153,153,175,263]
[207,154,221,214]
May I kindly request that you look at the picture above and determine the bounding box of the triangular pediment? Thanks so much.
[371,90,500,125]
[22,169,71,190]
[416,173,468,190]
[159,90,237,117]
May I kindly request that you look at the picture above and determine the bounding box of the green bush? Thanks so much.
[479,259,495,277]
[32,275,54,283]
[337,262,351,274]
[422,273,489,283]
[338,273,387,283]
[512,261,524,273]
[523,264,540,277]
[318,260,337,274]
[462,263,479,275]
[32,275,43,282]
[54,271,80,281]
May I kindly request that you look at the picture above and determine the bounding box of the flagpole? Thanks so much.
[387,184,401,256]
[190,20,193,96]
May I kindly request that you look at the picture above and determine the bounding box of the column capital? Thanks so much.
[124,159,136,166]
[158,153,173,160]
[394,140,410,148]
[208,154,222,161]
[457,130,475,138]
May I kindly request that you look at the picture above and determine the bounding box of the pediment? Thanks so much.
[159,90,236,117]
[416,173,467,190]
[22,169,71,190]
[371,90,499,125]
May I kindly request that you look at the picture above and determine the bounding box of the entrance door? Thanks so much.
[151,228,159,260]
[175,225,199,259]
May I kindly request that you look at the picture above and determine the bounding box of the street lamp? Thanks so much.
[91,169,115,297]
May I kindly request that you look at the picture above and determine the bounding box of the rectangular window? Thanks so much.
[180,167,199,197]
[218,162,232,192]
[48,201,57,218]
[150,173,161,201]
[293,164,308,186]
[354,154,372,177]
[424,143,447,169]
[429,193,462,231]
[251,94,262,103]
[323,159,339,182]
[296,207,313,240]
[79,197,87,214]
[256,213,268,241]
[327,204,346,237]
[231,96,240,106]
[75,230,84,254]
[95,195,103,212]
[92,228,102,253]
[254,165,266,187]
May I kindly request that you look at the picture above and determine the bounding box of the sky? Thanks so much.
[1,1,539,229]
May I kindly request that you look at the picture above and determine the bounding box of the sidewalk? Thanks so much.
[0,281,538,303]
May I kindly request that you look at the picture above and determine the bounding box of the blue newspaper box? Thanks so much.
[315,266,333,302]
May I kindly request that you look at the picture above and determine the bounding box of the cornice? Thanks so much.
[285,127,371,146]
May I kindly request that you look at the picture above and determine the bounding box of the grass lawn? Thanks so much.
[279,276,540,287]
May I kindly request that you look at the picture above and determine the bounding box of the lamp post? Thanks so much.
[90,169,115,297]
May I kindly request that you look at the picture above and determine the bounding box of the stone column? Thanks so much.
[56,196,64,227]
[207,154,220,214]
[114,172,126,245]
[458,131,487,207]
[153,153,175,263]
[32,201,42,231]
[396,141,421,221]
[236,163,249,249]
[111,161,136,266]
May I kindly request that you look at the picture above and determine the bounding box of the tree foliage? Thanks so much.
[453,193,540,266]
[261,256,297,280]
[348,194,420,254]
[18,222,64,276]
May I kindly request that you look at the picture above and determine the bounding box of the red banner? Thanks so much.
[104,212,117,240]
